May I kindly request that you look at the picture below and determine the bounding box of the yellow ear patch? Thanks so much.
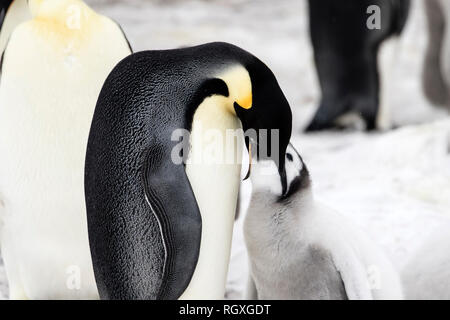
[237,92,252,110]
[217,65,253,112]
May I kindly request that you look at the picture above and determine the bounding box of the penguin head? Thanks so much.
[183,43,293,171]
[233,54,292,177]
[250,143,310,200]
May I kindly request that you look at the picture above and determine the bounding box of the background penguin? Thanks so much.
[0,0,131,299]
[306,0,410,131]
[84,42,293,300]
[402,226,450,300]
[0,0,30,54]
[244,143,403,300]
[422,0,450,110]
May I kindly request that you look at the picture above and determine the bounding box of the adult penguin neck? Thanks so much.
[181,95,243,299]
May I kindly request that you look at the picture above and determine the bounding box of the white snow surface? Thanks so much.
[0,0,449,299]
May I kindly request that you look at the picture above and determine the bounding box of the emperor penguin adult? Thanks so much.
[244,143,403,300]
[84,42,293,300]
[306,0,410,131]
[0,0,131,299]
[0,0,31,53]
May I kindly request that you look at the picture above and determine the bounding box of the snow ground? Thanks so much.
[1,0,449,299]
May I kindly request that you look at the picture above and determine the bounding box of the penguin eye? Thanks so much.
[286,153,293,162]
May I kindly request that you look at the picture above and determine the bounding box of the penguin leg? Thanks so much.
[423,0,449,107]
[245,274,258,300]
[304,102,350,132]
[438,0,450,109]
[305,98,377,132]
[357,99,378,131]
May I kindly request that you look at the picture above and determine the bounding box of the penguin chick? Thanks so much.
[244,143,403,300]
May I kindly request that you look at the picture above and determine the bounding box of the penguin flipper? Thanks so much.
[330,248,374,300]
[85,128,203,300]
[0,40,7,82]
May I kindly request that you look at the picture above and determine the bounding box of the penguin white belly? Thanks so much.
[0,92,98,299]
[181,95,243,299]
[0,0,31,53]
[0,11,130,299]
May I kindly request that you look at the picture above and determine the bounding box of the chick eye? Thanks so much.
[286,153,293,162]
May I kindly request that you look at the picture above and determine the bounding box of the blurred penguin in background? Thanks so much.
[423,0,450,110]
[306,0,410,132]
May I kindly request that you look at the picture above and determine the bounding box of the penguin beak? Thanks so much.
[234,70,292,181]
[243,143,253,181]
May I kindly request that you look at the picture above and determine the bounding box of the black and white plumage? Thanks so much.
[244,143,403,300]
[85,42,293,300]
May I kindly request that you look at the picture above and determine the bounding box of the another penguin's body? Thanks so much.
[423,0,450,109]
[402,228,450,300]
[0,0,31,53]
[244,144,403,300]
[0,0,131,299]
[306,0,410,131]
